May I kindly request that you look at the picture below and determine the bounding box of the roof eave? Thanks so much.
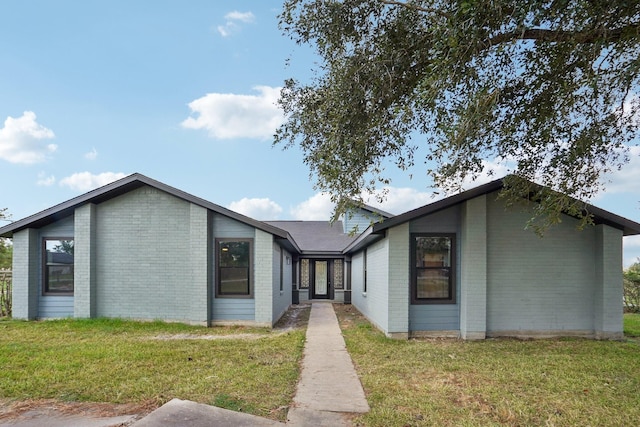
[0,173,294,240]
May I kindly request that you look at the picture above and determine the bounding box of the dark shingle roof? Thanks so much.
[357,203,394,219]
[372,177,640,236]
[0,173,301,253]
[265,221,357,254]
[344,176,640,254]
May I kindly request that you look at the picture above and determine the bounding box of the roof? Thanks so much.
[3,174,638,257]
[356,203,394,219]
[344,177,640,253]
[265,221,357,254]
[0,173,301,253]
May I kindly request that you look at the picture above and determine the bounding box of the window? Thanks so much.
[363,249,368,293]
[279,249,284,292]
[411,234,455,304]
[300,259,310,289]
[43,238,74,295]
[333,259,344,289]
[216,239,252,297]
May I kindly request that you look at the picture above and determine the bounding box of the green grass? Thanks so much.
[335,305,640,427]
[0,318,305,420]
[624,313,640,337]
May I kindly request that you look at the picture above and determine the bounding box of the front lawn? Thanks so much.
[0,317,306,421]
[336,305,640,427]
[624,313,640,337]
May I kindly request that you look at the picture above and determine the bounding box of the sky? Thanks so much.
[1,1,639,266]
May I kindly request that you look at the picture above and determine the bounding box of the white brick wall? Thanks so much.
[387,223,409,335]
[486,193,601,336]
[74,203,95,318]
[594,224,623,338]
[253,229,272,325]
[460,196,487,340]
[94,186,209,323]
[11,229,39,319]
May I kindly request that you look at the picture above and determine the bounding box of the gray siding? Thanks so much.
[271,244,292,324]
[343,208,383,234]
[409,205,461,332]
[94,186,209,324]
[212,214,255,238]
[212,299,255,321]
[38,217,75,318]
[486,195,597,335]
[11,228,39,319]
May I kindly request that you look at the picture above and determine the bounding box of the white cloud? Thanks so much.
[181,86,284,140]
[290,186,440,221]
[0,111,56,164]
[601,145,640,197]
[36,172,56,187]
[84,147,98,160]
[228,197,283,220]
[460,159,513,189]
[225,11,255,23]
[624,235,640,267]
[59,171,127,192]
[363,186,440,215]
[217,10,255,37]
[290,193,334,220]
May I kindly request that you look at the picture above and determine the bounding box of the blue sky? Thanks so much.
[1,1,639,266]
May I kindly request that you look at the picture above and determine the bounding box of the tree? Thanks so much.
[52,240,74,256]
[0,209,11,269]
[624,261,640,313]
[276,0,640,228]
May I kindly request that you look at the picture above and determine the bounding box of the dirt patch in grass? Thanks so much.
[275,303,311,331]
[0,398,157,423]
[333,303,360,328]
[149,304,311,341]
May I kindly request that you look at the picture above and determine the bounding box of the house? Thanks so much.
[345,181,640,340]
[1,173,639,339]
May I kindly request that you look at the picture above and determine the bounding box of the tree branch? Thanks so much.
[487,24,640,46]
[378,0,451,19]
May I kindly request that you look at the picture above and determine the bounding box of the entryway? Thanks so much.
[311,260,331,299]
[298,258,346,302]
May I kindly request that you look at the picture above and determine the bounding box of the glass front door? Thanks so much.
[312,260,329,299]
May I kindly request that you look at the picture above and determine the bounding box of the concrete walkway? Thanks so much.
[132,302,370,426]
[287,302,370,426]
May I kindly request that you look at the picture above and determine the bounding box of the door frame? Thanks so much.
[311,259,334,300]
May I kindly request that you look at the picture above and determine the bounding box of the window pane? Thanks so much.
[45,239,74,293]
[416,268,450,298]
[315,261,328,295]
[333,259,343,289]
[218,240,251,295]
[220,267,250,294]
[300,259,309,289]
[219,241,249,267]
[415,237,451,267]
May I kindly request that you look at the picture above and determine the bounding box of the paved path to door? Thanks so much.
[131,302,370,426]
[2,303,369,427]
[287,301,370,426]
